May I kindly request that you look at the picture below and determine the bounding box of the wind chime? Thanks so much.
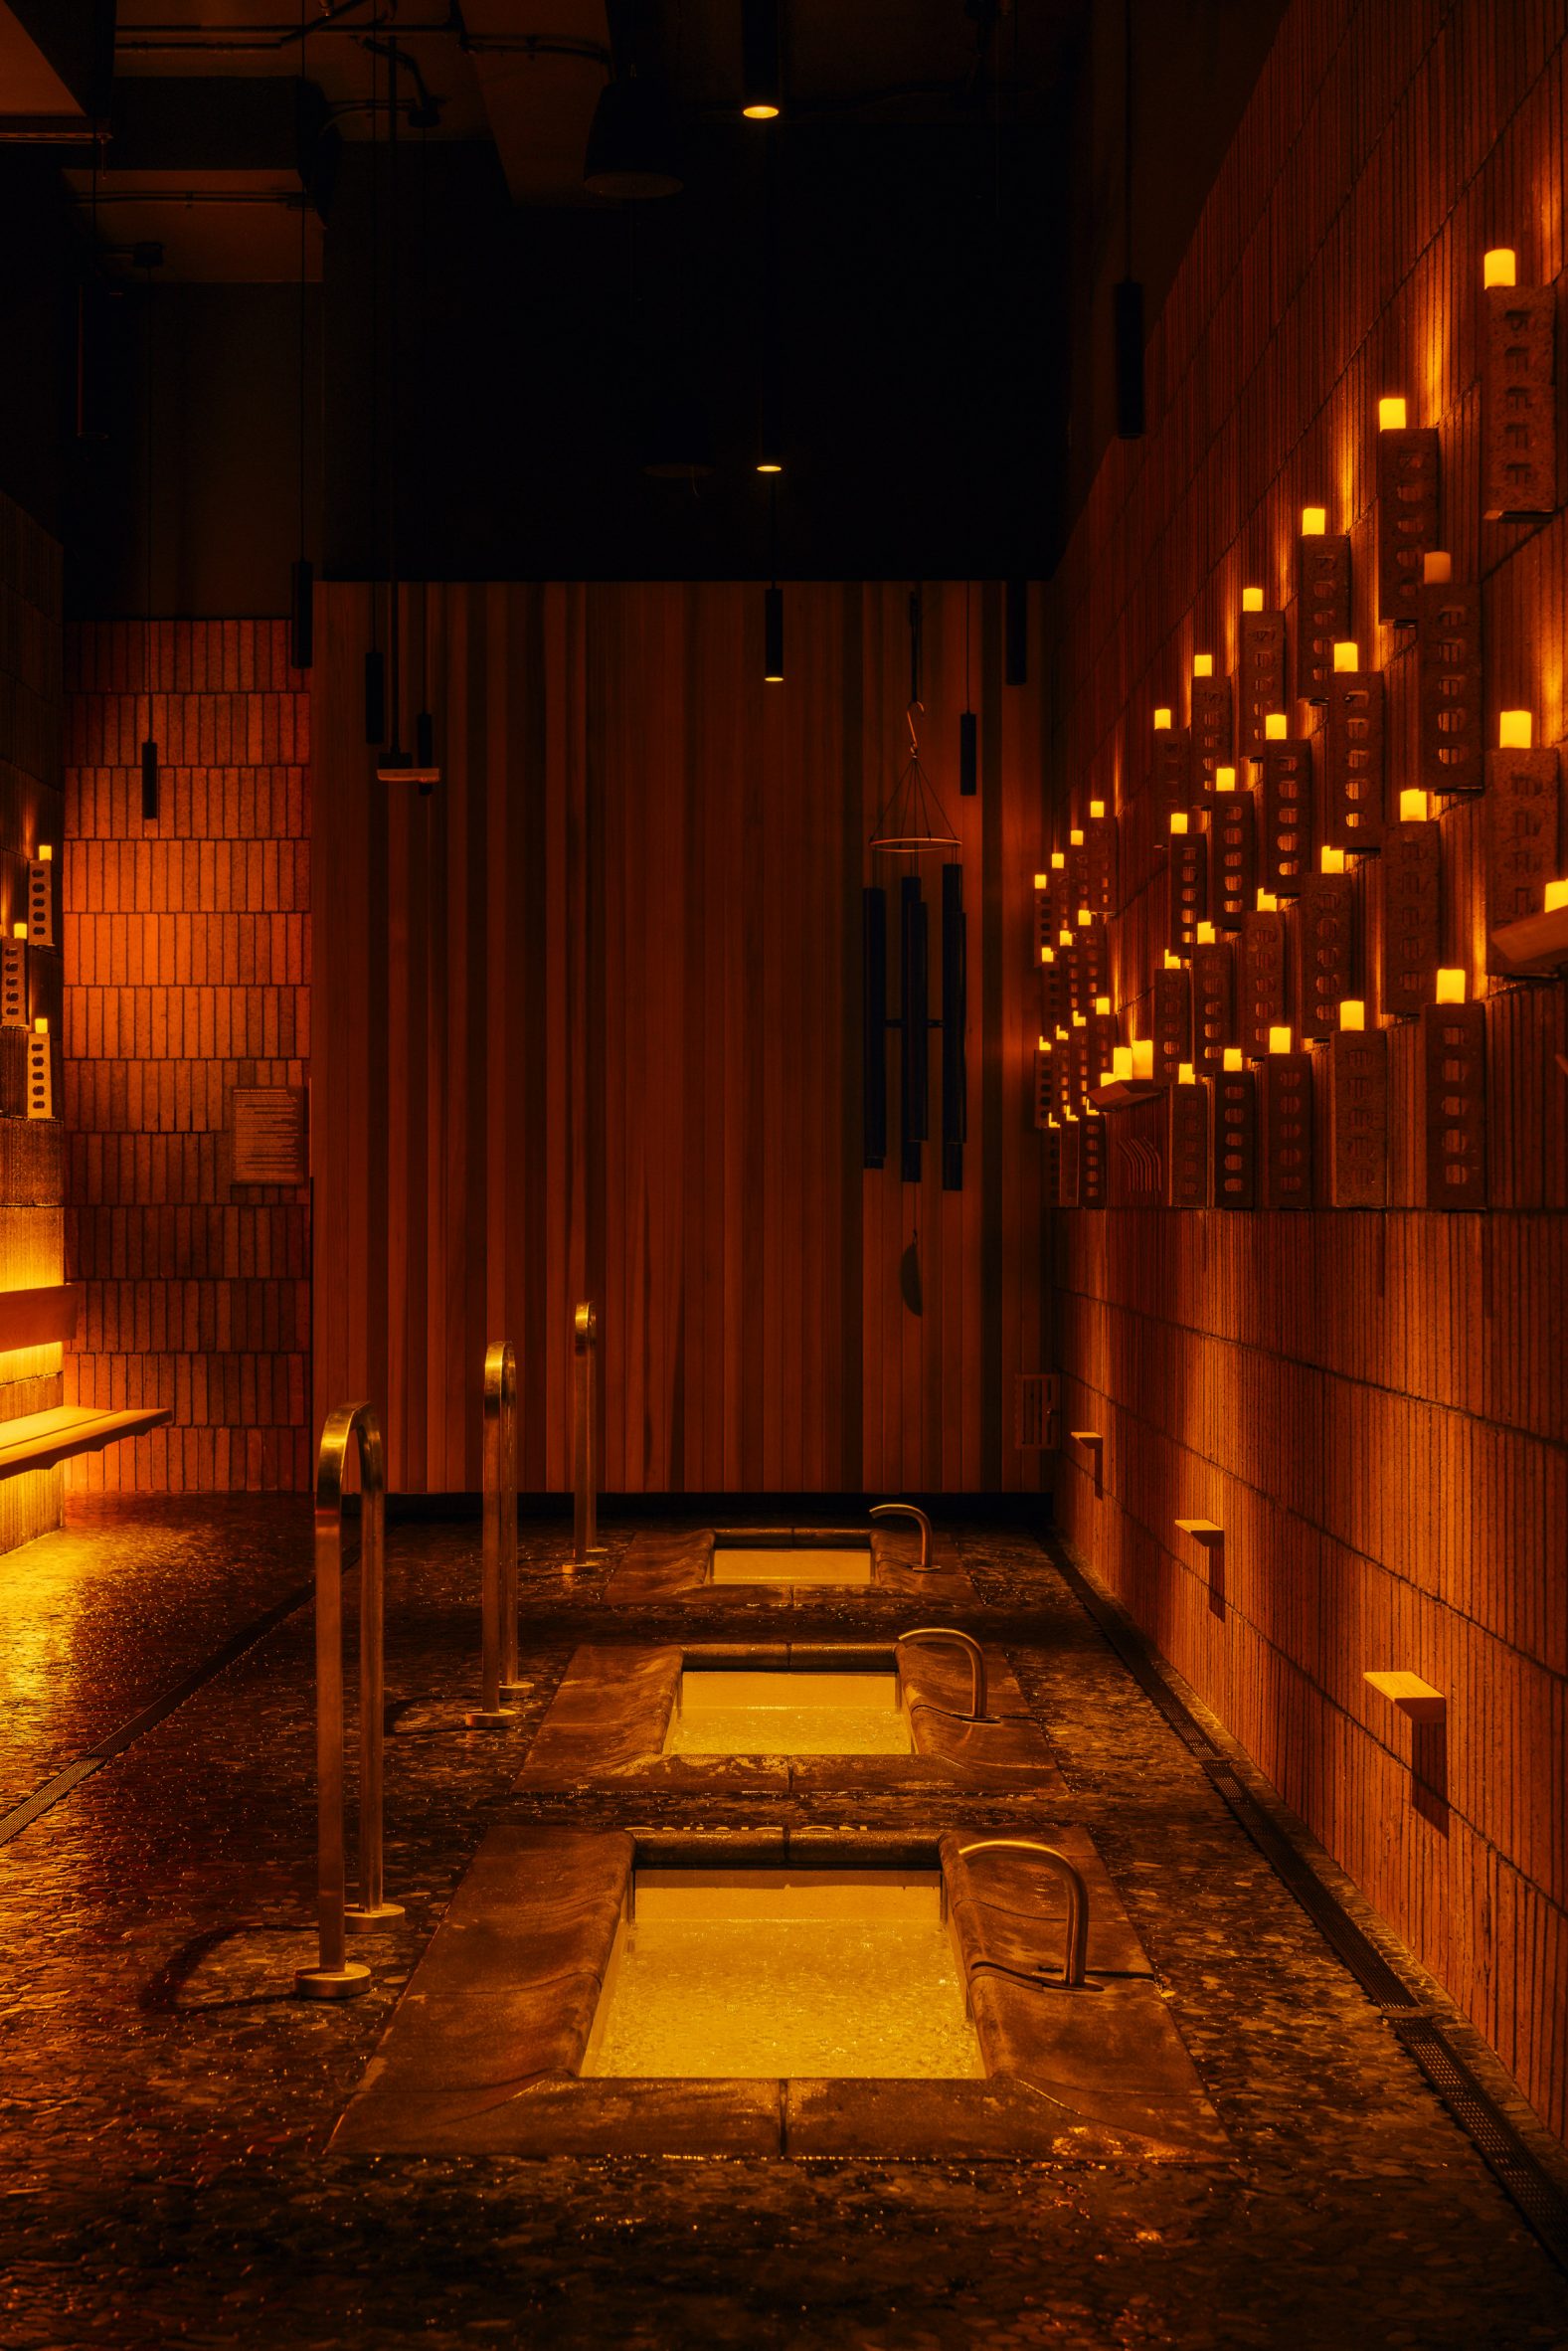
[863,591,967,1199]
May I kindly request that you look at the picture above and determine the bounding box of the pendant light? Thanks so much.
[585,0,682,197]
[742,0,783,119]
[870,596,959,857]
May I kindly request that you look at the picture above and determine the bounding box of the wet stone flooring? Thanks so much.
[0,1499,1563,2348]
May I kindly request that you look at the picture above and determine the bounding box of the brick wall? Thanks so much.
[63,620,311,1492]
[1046,0,1568,2138]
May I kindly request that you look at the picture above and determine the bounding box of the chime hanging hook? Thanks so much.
[906,698,924,757]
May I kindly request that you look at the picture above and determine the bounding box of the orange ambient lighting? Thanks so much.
[1256,889,1279,912]
[1196,921,1217,945]
[1222,1048,1243,1071]
[1301,506,1327,535]
[1131,1039,1154,1080]
[1378,396,1409,430]
[1544,879,1568,912]
[1321,846,1347,873]
[1177,1060,1196,1084]
[1483,248,1517,288]
[1192,653,1214,678]
[1268,1025,1293,1054]
[1339,999,1366,1031]
[1033,872,1048,889]
[1170,812,1189,835]
[1215,765,1236,792]
[1265,713,1289,740]
[1094,994,1112,1015]
[1400,789,1430,821]
[1242,587,1264,612]
[1333,641,1359,672]
[1089,799,1106,818]
[1498,711,1534,749]
[1435,969,1468,1003]
[1153,707,1172,730]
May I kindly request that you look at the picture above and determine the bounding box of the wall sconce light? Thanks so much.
[1498,710,1534,749]
[1482,245,1556,516]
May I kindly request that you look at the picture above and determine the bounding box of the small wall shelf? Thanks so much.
[1089,1078,1167,1111]
[1174,1518,1224,1545]
[1364,1671,1447,1723]
[1488,903,1568,976]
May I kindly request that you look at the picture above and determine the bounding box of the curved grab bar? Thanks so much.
[957,1838,1090,1989]
[870,1499,934,1571]
[897,1626,986,1720]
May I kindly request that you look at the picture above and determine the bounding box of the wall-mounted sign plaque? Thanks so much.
[232,1087,309,1185]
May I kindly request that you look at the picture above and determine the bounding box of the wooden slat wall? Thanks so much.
[1046,0,1568,2137]
[0,492,66,1552]
[312,580,1044,1497]
[63,620,312,1492]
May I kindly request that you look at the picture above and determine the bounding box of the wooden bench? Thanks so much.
[0,1285,171,1474]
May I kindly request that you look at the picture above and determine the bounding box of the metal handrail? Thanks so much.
[468,1340,521,1726]
[897,1626,987,1720]
[870,1498,934,1569]
[573,1301,606,1565]
[957,1838,1091,1988]
[296,1402,404,2002]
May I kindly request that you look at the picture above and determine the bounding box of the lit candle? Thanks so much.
[1040,947,1053,965]
[1435,969,1468,1003]
[1131,1039,1154,1080]
[1059,928,1074,947]
[32,1016,46,1035]
[12,923,25,941]
[1268,1024,1293,1054]
[1545,879,1568,912]
[1033,871,1048,888]
[1113,1045,1133,1080]
[1256,889,1279,912]
[1070,827,1085,846]
[1037,1034,1050,1052]
[1170,812,1189,835]
[1264,713,1289,740]
[1072,1012,1086,1028]
[1483,248,1517,289]
[1321,845,1346,873]
[1101,1064,1117,1087]
[1222,1047,1243,1071]
[1078,907,1094,926]
[1215,765,1236,792]
[1399,788,1430,822]
[1196,920,1217,945]
[1339,999,1366,1031]
[1051,849,1066,869]
[1089,799,1105,819]
[1378,396,1408,430]
[1177,1060,1196,1084]
[1498,710,1534,749]
[37,844,52,862]
[1162,950,1181,970]
[1333,641,1359,672]
[1241,587,1264,613]
[1094,995,1112,1015]
[1193,653,1214,678]
[1423,550,1453,585]
[1301,507,1326,535]
[1153,707,1172,731]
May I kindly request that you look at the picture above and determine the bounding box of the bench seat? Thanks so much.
[0,1404,172,1477]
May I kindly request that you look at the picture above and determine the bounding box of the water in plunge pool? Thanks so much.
[708,1546,872,1583]
[581,1871,982,2079]
[663,1669,911,1755]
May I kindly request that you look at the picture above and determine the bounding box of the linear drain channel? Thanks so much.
[1049,1538,1568,2275]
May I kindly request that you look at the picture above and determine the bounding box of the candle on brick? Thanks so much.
[1268,1024,1293,1053]
[1193,653,1213,678]
[1498,710,1533,749]
[1320,845,1346,873]
[1112,1045,1132,1081]
[1545,880,1568,911]
[1215,765,1237,792]
[1242,587,1265,613]
[1265,713,1288,740]
[1222,1047,1243,1071]
[1153,707,1171,730]
[1170,811,1189,834]
[37,844,52,861]
[1400,789,1430,821]
[1422,550,1453,585]
[1482,248,1517,288]
[1333,641,1359,672]
[1301,506,1326,535]
[11,923,25,941]
[1435,968,1468,1002]
[1131,1038,1154,1080]
[1378,396,1409,430]
[1195,920,1217,944]
[1256,889,1279,911]
[1033,870,1048,887]
[1077,906,1094,925]
[1177,1060,1196,1083]
[1089,799,1105,817]
[1339,998,1366,1031]
[33,1016,46,1034]
[1051,849,1065,868]
[1070,827,1084,845]
[1095,995,1112,1015]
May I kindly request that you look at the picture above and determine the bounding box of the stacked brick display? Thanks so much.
[64,621,311,1492]
[0,494,66,1552]
[1044,0,1568,2139]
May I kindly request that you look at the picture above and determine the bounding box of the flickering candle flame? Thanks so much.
[1070,828,1084,846]
[1269,1025,1293,1054]
[1339,999,1366,1031]
[1435,968,1468,1003]
[1222,1047,1243,1071]
[1399,788,1430,822]
[1242,587,1264,613]
[1170,811,1189,835]
[1192,653,1214,678]
[1177,1060,1196,1084]
[1498,710,1534,749]
[1321,845,1347,873]
[1265,713,1289,741]
[1483,248,1517,289]
[1196,920,1217,944]
[1256,889,1279,912]
[1301,507,1326,535]
[1095,995,1112,1015]
[1423,550,1453,585]
[1153,706,1172,730]
[1378,396,1408,430]
[1545,879,1568,912]
[1131,1039,1154,1080]
[1089,799,1105,819]
[1333,641,1359,672]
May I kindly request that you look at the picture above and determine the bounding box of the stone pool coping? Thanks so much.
[511,1641,1066,1792]
[332,1826,1228,2162]
[601,1526,977,1607]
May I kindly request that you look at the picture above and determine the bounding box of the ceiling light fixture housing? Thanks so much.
[584,75,683,199]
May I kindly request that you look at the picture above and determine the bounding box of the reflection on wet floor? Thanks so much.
[663,1669,911,1754]
[582,1870,982,2079]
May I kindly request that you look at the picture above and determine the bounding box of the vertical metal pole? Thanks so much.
[573,1302,606,1563]
[467,1341,519,1725]
[345,1407,401,1926]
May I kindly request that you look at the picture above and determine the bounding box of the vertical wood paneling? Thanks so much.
[63,617,311,1493]
[1047,0,1568,2139]
[313,580,1043,1498]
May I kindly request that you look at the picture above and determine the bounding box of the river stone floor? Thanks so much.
[0,1497,1563,2349]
